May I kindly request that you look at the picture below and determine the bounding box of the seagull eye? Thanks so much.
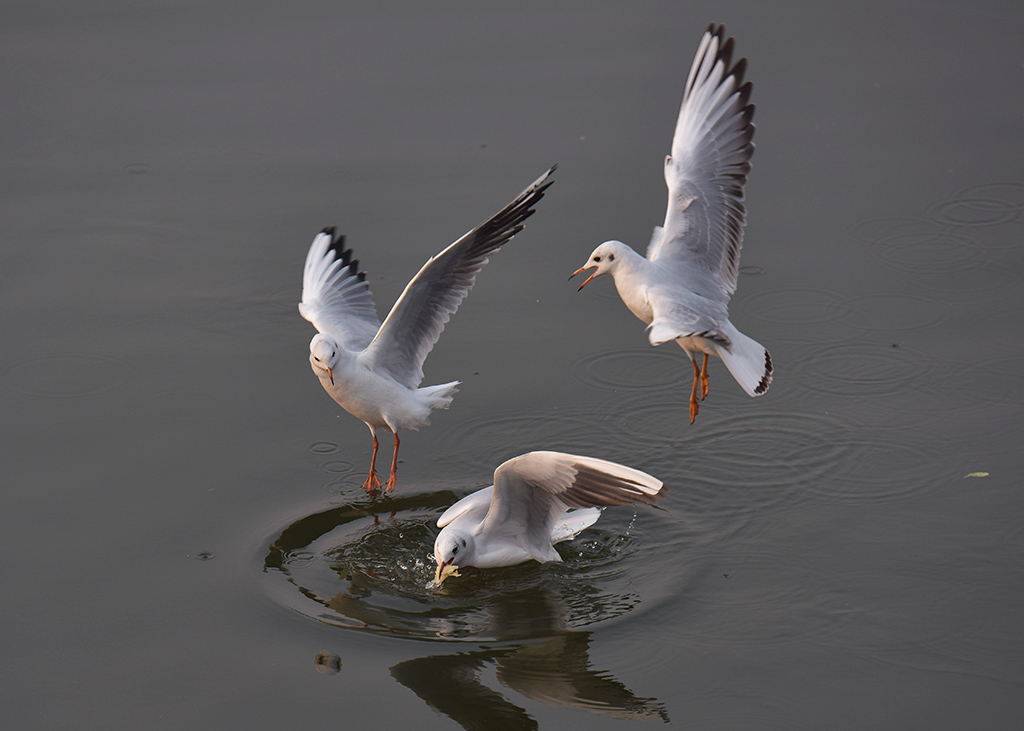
[452,546,459,554]
[593,256,601,262]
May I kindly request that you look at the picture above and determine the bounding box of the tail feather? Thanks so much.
[420,380,460,410]
[719,323,772,397]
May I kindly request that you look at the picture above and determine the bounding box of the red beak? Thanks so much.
[434,558,450,584]
[570,265,597,291]
[327,367,334,386]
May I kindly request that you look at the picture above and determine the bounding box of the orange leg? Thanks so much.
[361,432,382,492]
[700,353,710,401]
[384,433,400,493]
[689,358,701,424]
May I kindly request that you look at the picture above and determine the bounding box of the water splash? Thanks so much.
[260,488,679,642]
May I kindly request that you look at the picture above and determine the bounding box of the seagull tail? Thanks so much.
[419,380,460,411]
[719,323,772,397]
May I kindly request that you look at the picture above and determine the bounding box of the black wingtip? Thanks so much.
[755,349,773,395]
[324,228,347,258]
[731,57,748,86]
[317,227,367,283]
[529,165,557,197]
[701,23,748,82]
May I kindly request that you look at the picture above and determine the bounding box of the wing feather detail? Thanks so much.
[362,167,555,388]
[482,451,665,558]
[647,23,755,300]
[299,227,381,351]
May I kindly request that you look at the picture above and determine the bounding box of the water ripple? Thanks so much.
[928,182,1024,231]
[318,459,356,474]
[877,229,981,274]
[308,441,342,455]
[842,292,950,332]
[929,197,1021,227]
[673,547,844,650]
[968,353,1024,407]
[261,490,683,642]
[601,401,850,534]
[851,191,1024,304]
[573,348,682,392]
[787,341,939,398]
[3,353,130,399]
[430,408,624,474]
[805,426,956,504]
[738,287,853,325]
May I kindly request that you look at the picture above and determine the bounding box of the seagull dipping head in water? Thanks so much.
[432,451,665,586]
[300,167,555,493]
[571,23,772,424]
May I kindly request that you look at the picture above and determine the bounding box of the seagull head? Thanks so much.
[570,240,627,291]
[309,333,340,385]
[432,528,473,586]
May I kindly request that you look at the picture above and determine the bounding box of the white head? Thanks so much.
[432,527,474,585]
[570,240,629,291]
[309,333,339,385]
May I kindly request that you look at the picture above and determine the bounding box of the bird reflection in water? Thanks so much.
[267,491,668,725]
[390,590,669,727]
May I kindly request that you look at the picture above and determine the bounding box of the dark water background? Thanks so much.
[4,2,1024,729]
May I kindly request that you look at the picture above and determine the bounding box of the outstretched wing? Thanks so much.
[437,485,494,528]
[482,451,665,560]
[647,23,755,300]
[298,227,381,351]
[361,166,555,388]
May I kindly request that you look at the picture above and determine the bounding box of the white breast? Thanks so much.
[613,265,655,325]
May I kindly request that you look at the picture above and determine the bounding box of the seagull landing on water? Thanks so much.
[299,167,555,493]
[432,451,665,586]
[570,23,772,424]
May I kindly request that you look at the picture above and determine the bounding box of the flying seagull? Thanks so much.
[571,24,771,423]
[300,167,555,492]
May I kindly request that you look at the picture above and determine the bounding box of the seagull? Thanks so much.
[300,167,555,493]
[432,451,665,585]
[570,23,772,424]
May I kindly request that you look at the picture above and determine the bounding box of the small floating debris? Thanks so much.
[315,650,341,675]
[963,471,990,478]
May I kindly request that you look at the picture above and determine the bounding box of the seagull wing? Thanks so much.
[361,167,555,388]
[482,451,665,561]
[298,227,381,351]
[437,485,494,528]
[646,23,755,300]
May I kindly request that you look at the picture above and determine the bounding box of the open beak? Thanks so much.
[327,367,334,386]
[570,265,597,291]
[433,560,461,586]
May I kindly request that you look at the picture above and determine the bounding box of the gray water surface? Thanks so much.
[4,2,1024,729]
